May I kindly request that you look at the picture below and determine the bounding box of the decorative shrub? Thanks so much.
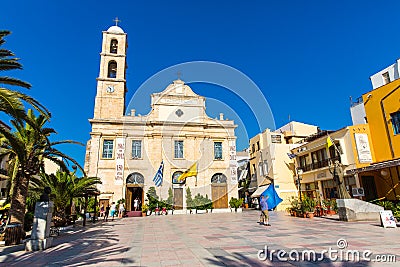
[229,197,243,210]
[147,186,159,211]
[186,187,194,210]
[193,193,212,210]
[302,195,316,213]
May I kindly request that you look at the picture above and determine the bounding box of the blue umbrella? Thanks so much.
[260,184,283,210]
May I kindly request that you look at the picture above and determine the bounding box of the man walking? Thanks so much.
[259,195,270,226]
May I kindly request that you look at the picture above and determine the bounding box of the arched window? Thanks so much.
[211,173,227,184]
[172,171,184,184]
[110,39,118,54]
[126,172,144,184]
[108,61,117,78]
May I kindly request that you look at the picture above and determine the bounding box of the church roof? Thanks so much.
[107,25,124,34]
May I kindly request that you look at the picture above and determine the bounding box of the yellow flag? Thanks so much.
[327,136,334,148]
[178,162,198,181]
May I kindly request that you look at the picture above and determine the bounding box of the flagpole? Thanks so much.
[159,159,162,202]
[327,134,341,156]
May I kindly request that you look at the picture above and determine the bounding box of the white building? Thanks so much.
[84,24,238,212]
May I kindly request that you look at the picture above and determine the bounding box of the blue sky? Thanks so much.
[3,0,400,170]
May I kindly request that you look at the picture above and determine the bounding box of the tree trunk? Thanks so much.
[5,172,29,245]
[335,163,352,199]
[337,174,352,199]
[9,173,29,224]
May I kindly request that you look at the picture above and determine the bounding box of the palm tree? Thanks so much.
[0,110,84,243]
[0,30,50,121]
[30,171,101,224]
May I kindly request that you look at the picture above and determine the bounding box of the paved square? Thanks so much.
[0,210,399,266]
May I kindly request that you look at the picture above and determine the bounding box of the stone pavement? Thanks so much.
[0,210,399,266]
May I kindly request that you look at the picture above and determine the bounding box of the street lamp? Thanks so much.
[296,167,303,201]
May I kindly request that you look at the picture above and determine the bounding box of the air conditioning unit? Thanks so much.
[352,187,365,197]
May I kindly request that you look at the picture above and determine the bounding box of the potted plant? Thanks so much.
[288,197,301,217]
[186,187,194,214]
[193,193,206,214]
[330,199,338,215]
[166,188,174,215]
[141,204,149,217]
[302,195,316,218]
[229,197,243,212]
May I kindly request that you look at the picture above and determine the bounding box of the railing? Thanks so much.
[299,157,341,173]
[350,96,363,107]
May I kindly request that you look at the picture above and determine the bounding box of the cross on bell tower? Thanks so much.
[113,17,121,26]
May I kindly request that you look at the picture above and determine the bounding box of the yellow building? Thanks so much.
[347,65,400,201]
[293,125,375,202]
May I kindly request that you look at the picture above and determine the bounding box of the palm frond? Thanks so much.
[0,49,14,58]
[0,30,11,39]
[0,77,31,88]
[0,60,23,71]
[50,140,85,146]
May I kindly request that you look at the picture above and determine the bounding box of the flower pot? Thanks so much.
[142,212,146,217]
[307,212,314,219]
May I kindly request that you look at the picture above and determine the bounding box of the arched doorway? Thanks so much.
[211,173,228,208]
[126,172,144,211]
[172,171,184,209]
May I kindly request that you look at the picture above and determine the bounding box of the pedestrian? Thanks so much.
[259,195,270,226]
[105,204,110,222]
[110,202,117,221]
[118,202,125,218]
[100,204,105,218]
[133,197,141,211]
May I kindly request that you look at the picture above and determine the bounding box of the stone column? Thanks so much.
[25,201,54,251]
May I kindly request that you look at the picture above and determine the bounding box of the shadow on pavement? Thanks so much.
[0,220,136,266]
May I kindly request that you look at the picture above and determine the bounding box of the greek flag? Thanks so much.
[153,161,164,187]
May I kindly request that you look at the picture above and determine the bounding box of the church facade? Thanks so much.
[84,25,238,212]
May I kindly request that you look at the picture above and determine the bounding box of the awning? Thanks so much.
[346,158,400,175]
[259,177,273,187]
[251,185,270,198]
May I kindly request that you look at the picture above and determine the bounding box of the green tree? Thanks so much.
[0,110,84,242]
[30,171,101,221]
[186,187,194,209]
[0,30,49,121]
[166,187,173,208]
[146,186,159,211]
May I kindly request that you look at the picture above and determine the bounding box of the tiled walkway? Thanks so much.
[0,210,399,266]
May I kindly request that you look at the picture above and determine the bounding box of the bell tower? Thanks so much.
[93,21,127,119]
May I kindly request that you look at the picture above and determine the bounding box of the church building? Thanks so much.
[84,24,238,212]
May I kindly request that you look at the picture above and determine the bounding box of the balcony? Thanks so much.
[299,157,341,173]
